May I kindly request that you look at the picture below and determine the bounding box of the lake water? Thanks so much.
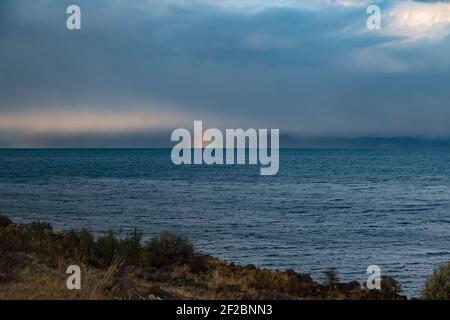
[1,148,450,297]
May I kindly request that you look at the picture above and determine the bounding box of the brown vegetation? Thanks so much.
[422,262,450,300]
[0,214,408,300]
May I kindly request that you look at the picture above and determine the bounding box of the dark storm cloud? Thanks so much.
[0,1,369,110]
[1,0,450,147]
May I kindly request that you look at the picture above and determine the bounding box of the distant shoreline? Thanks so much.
[2,136,450,149]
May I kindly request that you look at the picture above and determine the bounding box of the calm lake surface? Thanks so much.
[1,148,450,297]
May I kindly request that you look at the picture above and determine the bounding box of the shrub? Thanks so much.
[189,254,210,274]
[0,227,20,252]
[56,229,97,263]
[117,229,143,265]
[0,216,197,271]
[0,215,12,228]
[144,231,193,267]
[91,229,143,267]
[422,262,450,299]
[95,231,120,266]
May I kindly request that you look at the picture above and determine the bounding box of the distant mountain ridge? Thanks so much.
[281,136,450,149]
[2,130,450,149]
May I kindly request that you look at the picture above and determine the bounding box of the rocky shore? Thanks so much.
[0,214,437,300]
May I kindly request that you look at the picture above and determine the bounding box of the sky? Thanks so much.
[1,0,450,147]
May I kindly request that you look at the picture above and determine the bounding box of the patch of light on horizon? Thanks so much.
[0,110,190,134]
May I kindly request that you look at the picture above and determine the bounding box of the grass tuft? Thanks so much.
[422,262,450,299]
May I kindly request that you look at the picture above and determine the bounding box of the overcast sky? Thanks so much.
[1,0,450,147]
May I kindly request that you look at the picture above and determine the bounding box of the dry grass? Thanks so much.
[0,214,408,300]
[0,260,104,300]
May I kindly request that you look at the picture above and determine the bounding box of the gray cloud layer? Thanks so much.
[1,0,450,146]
